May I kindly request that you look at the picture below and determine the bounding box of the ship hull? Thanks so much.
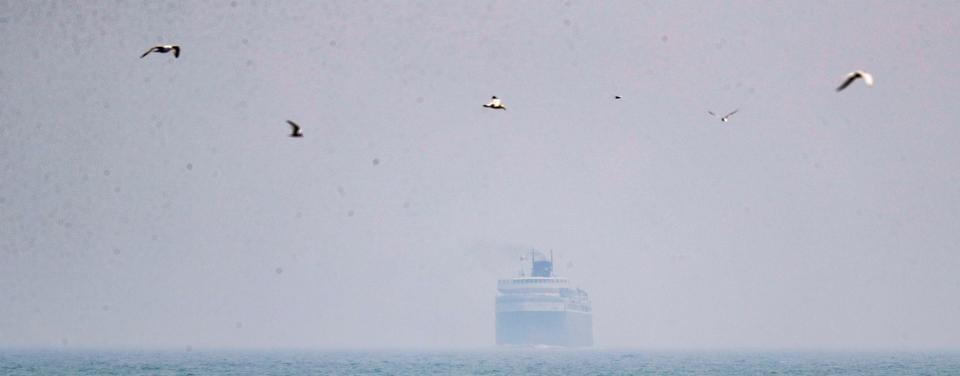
[495,310,593,347]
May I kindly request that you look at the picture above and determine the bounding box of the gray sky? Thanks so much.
[1,0,959,350]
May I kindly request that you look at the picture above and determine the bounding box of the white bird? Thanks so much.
[708,109,738,122]
[483,96,506,110]
[140,45,180,59]
[836,70,874,92]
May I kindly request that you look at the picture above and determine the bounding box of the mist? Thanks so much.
[1,1,959,350]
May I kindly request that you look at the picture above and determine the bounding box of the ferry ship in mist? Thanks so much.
[495,251,593,347]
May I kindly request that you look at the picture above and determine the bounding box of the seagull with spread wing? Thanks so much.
[708,109,739,123]
[836,70,874,92]
[287,120,303,138]
[483,96,506,110]
[140,45,181,59]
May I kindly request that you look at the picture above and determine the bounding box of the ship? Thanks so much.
[495,251,593,347]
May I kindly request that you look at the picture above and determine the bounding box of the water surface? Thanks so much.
[2,350,959,375]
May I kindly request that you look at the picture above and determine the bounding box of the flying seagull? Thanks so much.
[836,70,874,92]
[140,45,180,59]
[614,95,622,99]
[483,96,506,110]
[286,120,303,138]
[708,109,739,122]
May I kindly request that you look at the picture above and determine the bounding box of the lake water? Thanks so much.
[2,349,959,375]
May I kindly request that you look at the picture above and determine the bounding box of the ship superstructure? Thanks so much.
[495,251,593,347]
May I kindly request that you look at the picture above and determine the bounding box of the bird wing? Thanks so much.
[172,46,180,58]
[725,109,739,118]
[287,120,300,134]
[140,47,156,58]
[859,71,873,86]
[836,72,860,92]
[707,111,717,117]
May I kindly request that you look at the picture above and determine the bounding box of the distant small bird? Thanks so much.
[483,96,506,110]
[836,70,874,92]
[614,95,622,99]
[140,45,180,59]
[708,109,739,122]
[287,120,303,137]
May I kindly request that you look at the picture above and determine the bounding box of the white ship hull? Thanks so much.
[495,252,593,347]
[495,310,593,347]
